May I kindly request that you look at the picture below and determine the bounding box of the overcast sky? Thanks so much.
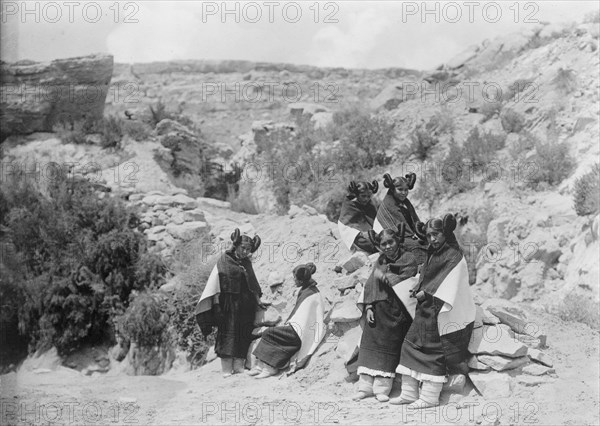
[2,1,598,69]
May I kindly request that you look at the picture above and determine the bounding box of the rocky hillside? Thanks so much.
[1,18,599,426]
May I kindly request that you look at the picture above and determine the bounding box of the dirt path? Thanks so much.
[2,308,598,426]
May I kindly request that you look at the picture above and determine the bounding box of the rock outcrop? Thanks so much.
[0,54,114,139]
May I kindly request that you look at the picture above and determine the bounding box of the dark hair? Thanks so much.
[293,262,317,282]
[383,173,417,191]
[368,222,406,247]
[347,180,379,200]
[230,228,261,253]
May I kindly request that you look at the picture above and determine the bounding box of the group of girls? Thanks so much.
[194,172,475,410]
[339,173,476,408]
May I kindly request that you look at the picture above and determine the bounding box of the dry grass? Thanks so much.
[555,293,600,330]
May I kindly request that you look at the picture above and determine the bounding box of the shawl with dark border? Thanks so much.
[376,193,421,237]
[338,199,377,231]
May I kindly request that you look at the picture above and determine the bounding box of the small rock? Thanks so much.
[288,205,305,219]
[182,209,206,222]
[468,355,491,371]
[528,349,553,367]
[335,275,358,292]
[522,363,555,376]
[330,299,362,323]
[196,197,231,209]
[469,371,512,399]
[470,325,528,358]
[267,271,284,287]
[301,205,319,215]
[477,355,529,371]
[487,306,547,347]
[512,332,541,348]
[517,375,553,386]
[254,306,281,327]
[340,252,368,274]
[443,374,466,393]
[482,310,500,325]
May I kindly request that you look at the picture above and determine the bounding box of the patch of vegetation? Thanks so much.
[504,78,535,102]
[525,138,575,190]
[122,120,153,142]
[227,184,260,215]
[573,163,600,216]
[462,127,506,170]
[508,131,537,160]
[500,109,526,133]
[479,101,503,122]
[551,68,577,95]
[409,123,439,161]
[556,293,600,329]
[116,292,170,347]
[0,169,166,357]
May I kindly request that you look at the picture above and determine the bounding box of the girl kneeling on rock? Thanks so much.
[354,224,419,402]
[392,214,475,408]
[250,263,325,378]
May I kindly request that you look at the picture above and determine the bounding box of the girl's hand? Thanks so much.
[366,307,375,324]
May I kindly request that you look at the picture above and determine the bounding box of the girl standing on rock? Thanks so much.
[195,229,264,377]
[374,173,428,265]
[392,214,475,408]
[338,180,380,254]
[250,263,325,379]
[353,224,419,402]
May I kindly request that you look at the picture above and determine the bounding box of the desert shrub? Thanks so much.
[508,131,537,160]
[169,237,218,368]
[117,292,170,347]
[573,163,600,216]
[409,124,439,161]
[552,68,577,94]
[227,184,259,215]
[99,115,124,149]
[504,79,535,102]
[53,118,95,145]
[0,170,165,356]
[427,108,455,136]
[500,109,526,133]
[462,127,506,170]
[556,293,600,329]
[123,120,153,141]
[479,101,503,121]
[525,139,575,189]
[149,100,195,129]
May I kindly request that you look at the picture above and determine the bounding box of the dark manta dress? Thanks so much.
[197,249,262,359]
[357,251,418,374]
[253,282,319,369]
[338,198,378,253]
[375,193,428,265]
[399,240,473,377]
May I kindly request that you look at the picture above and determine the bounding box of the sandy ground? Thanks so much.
[1,308,598,426]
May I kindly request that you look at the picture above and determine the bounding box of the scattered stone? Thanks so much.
[335,275,359,293]
[288,205,305,219]
[486,306,547,347]
[443,374,466,393]
[182,209,205,222]
[482,310,500,325]
[470,325,528,358]
[469,371,512,399]
[254,306,281,327]
[171,213,185,225]
[340,252,368,274]
[267,271,284,288]
[352,267,371,285]
[512,332,542,348]
[330,299,362,323]
[196,198,231,209]
[477,355,529,371]
[301,205,319,215]
[468,355,491,371]
[528,349,553,367]
[129,193,145,202]
[517,375,553,387]
[171,194,198,210]
[165,221,209,241]
[522,363,555,376]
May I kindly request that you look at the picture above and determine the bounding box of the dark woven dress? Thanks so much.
[375,194,428,264]
[338,198,378,253]
[197,249,262,359]
[399,241,473,377]
[253,283,319,369]
[357,252,418,375]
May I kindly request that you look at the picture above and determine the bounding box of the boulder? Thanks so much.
[156,119,208,177]
[330,298,362,323]
[470,325,528,358]
[467,355,491,371]
[267,271,284,288]
[1,54,113,139]
[469,371,512,399]
[196,197,231,209]
[486,306,547,348]
[528,348,553,367]
[370,82,413,111]
[477,355,529,371]
[182,209,206,222]
[517,375,554,387]
[288,205,306,219]
[335,275,359,293]
[340,252,368,274]
[522,363,555,376]
[287,102,330,118]
[442,374,466,393]
[165,221,209,241]
[254,306,281,327]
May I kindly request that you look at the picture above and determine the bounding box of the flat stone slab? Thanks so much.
[330,298,362,323]
[478,354,529,371]
[470,325,528,358]
[469,371,512,399]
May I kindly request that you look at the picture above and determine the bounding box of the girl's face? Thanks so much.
[380,235,399,260]
[393,182,409,202]
[356,190,372,205]
[426,229,446,250]
[294,277,303,287]
[235,242,253,259]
